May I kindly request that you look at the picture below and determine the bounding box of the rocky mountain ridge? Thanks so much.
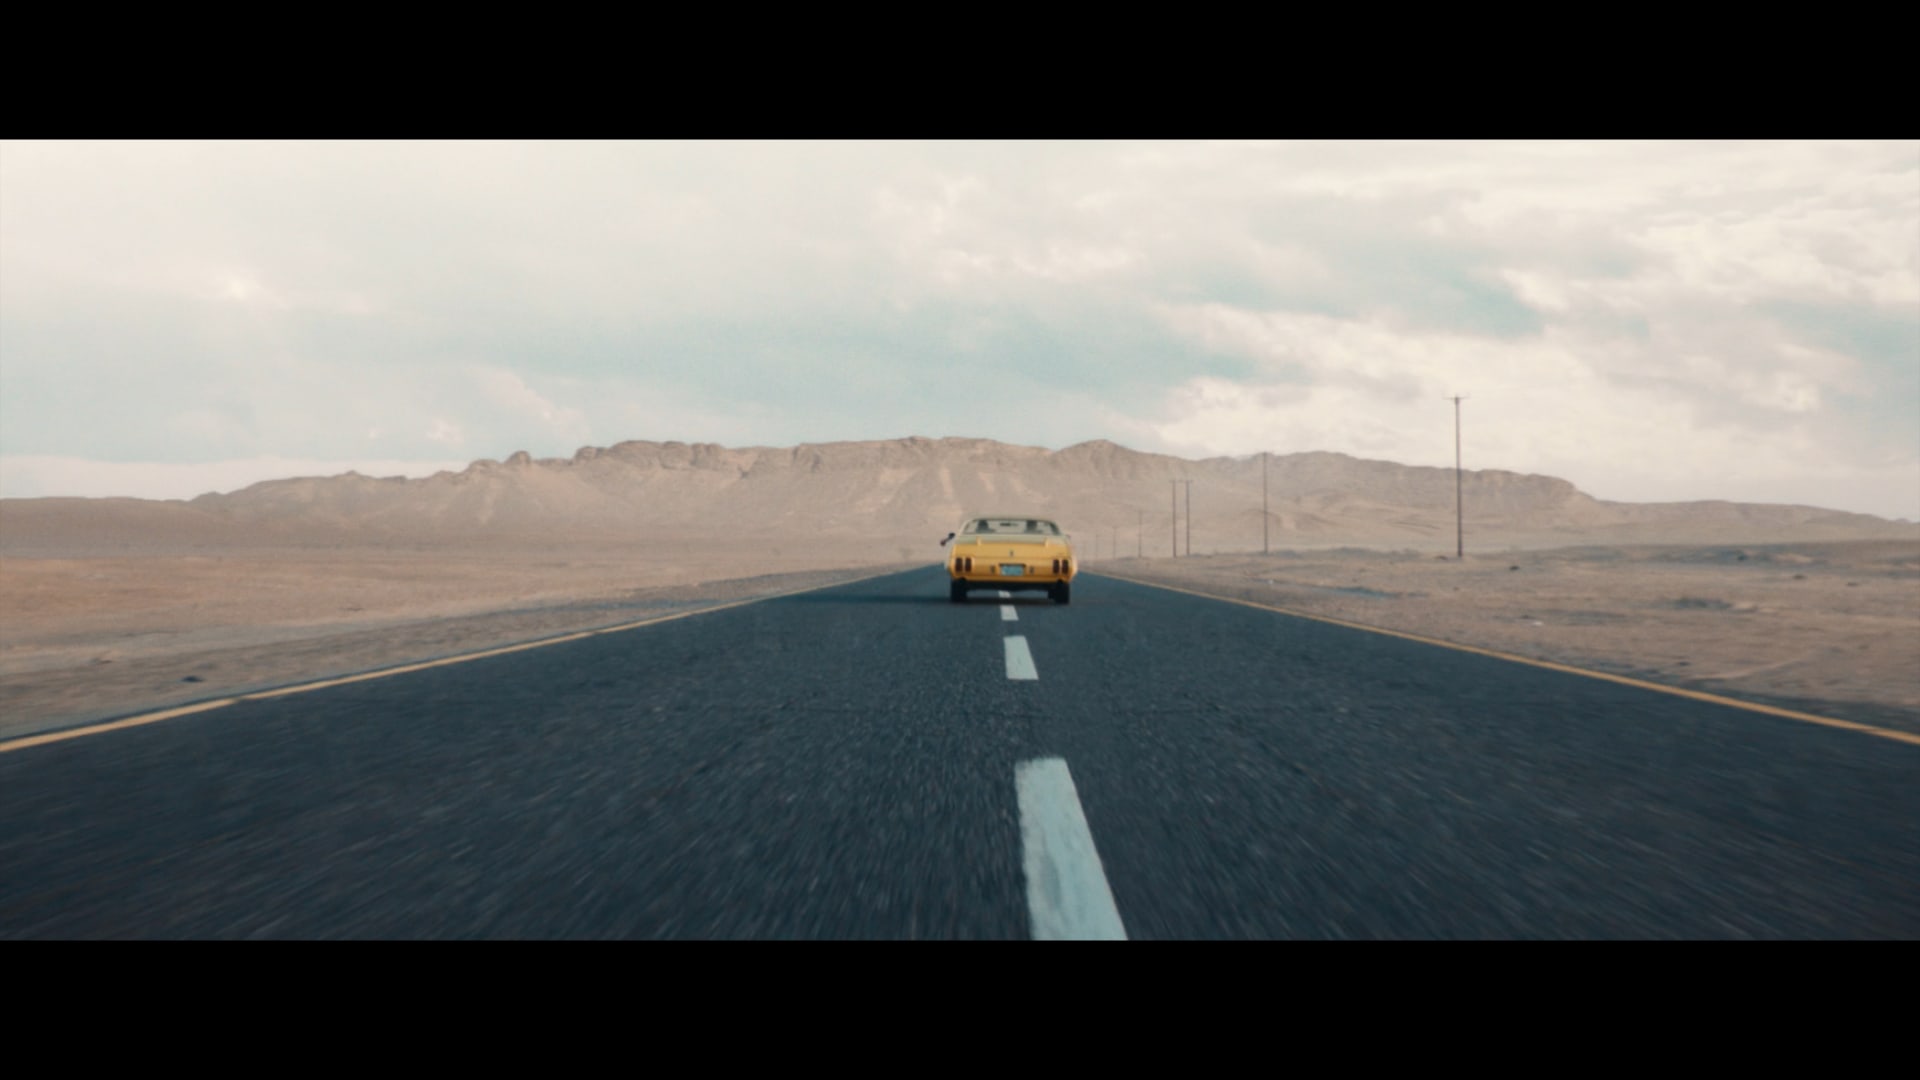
[3,436,1914,555]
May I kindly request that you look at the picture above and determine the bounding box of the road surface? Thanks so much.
[3,566,1914,938]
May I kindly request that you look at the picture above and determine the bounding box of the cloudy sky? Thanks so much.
[3,140,1915,519]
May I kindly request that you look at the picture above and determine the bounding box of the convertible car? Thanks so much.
[941,515,1076,604]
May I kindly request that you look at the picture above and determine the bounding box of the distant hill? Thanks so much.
[3,436,1915,555]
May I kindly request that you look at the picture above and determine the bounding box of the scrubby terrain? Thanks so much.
[4,437,1915,740]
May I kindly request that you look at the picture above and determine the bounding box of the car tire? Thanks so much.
[1052,581,1071,605]
[950,580,968,603]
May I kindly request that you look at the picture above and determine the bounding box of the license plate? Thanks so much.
[1000,564,1025,576]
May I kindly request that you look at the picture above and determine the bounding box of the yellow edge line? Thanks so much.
[1091,571,1920,747]
[1,565,917,755]
[0,699,245,754]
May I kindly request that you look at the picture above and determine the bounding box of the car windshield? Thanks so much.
[965,519,1060,536]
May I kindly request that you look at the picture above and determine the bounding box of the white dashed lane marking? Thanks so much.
[1002,604,1018,621]
[1016,758,1127,940]
[1004,636,1038,680]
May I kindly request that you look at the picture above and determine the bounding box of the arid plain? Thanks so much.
[1103,541,1920,736]
[4,437,1916,741]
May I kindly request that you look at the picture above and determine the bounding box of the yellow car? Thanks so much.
[941,515,1076,604]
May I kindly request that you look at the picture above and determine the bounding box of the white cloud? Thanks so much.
[426,418,465,446]
[474,367,591,442]
[1152,305,1589,398]
[1134,301,1916,519]
[3,140,1914,519]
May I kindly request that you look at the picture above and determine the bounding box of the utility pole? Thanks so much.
[1447,396,1466,559]
[1181,480,1193,558]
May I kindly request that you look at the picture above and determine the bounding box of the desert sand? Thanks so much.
[4,437,1915,742]
[1099,541,1920,736]
[0,544,916,741]
[4,539,1917,743]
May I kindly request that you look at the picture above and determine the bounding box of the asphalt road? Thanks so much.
[3,566,1915,938]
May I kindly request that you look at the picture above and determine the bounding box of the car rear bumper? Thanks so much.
[950,570,1073,587]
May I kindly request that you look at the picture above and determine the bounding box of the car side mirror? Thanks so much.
[940,532,955,546]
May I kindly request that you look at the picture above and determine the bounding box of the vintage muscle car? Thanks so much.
[941,515,1076,604]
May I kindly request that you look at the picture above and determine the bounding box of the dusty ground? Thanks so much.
[0,546,917,741]
[1094,540,1920,736]
[4,538,1917,743]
